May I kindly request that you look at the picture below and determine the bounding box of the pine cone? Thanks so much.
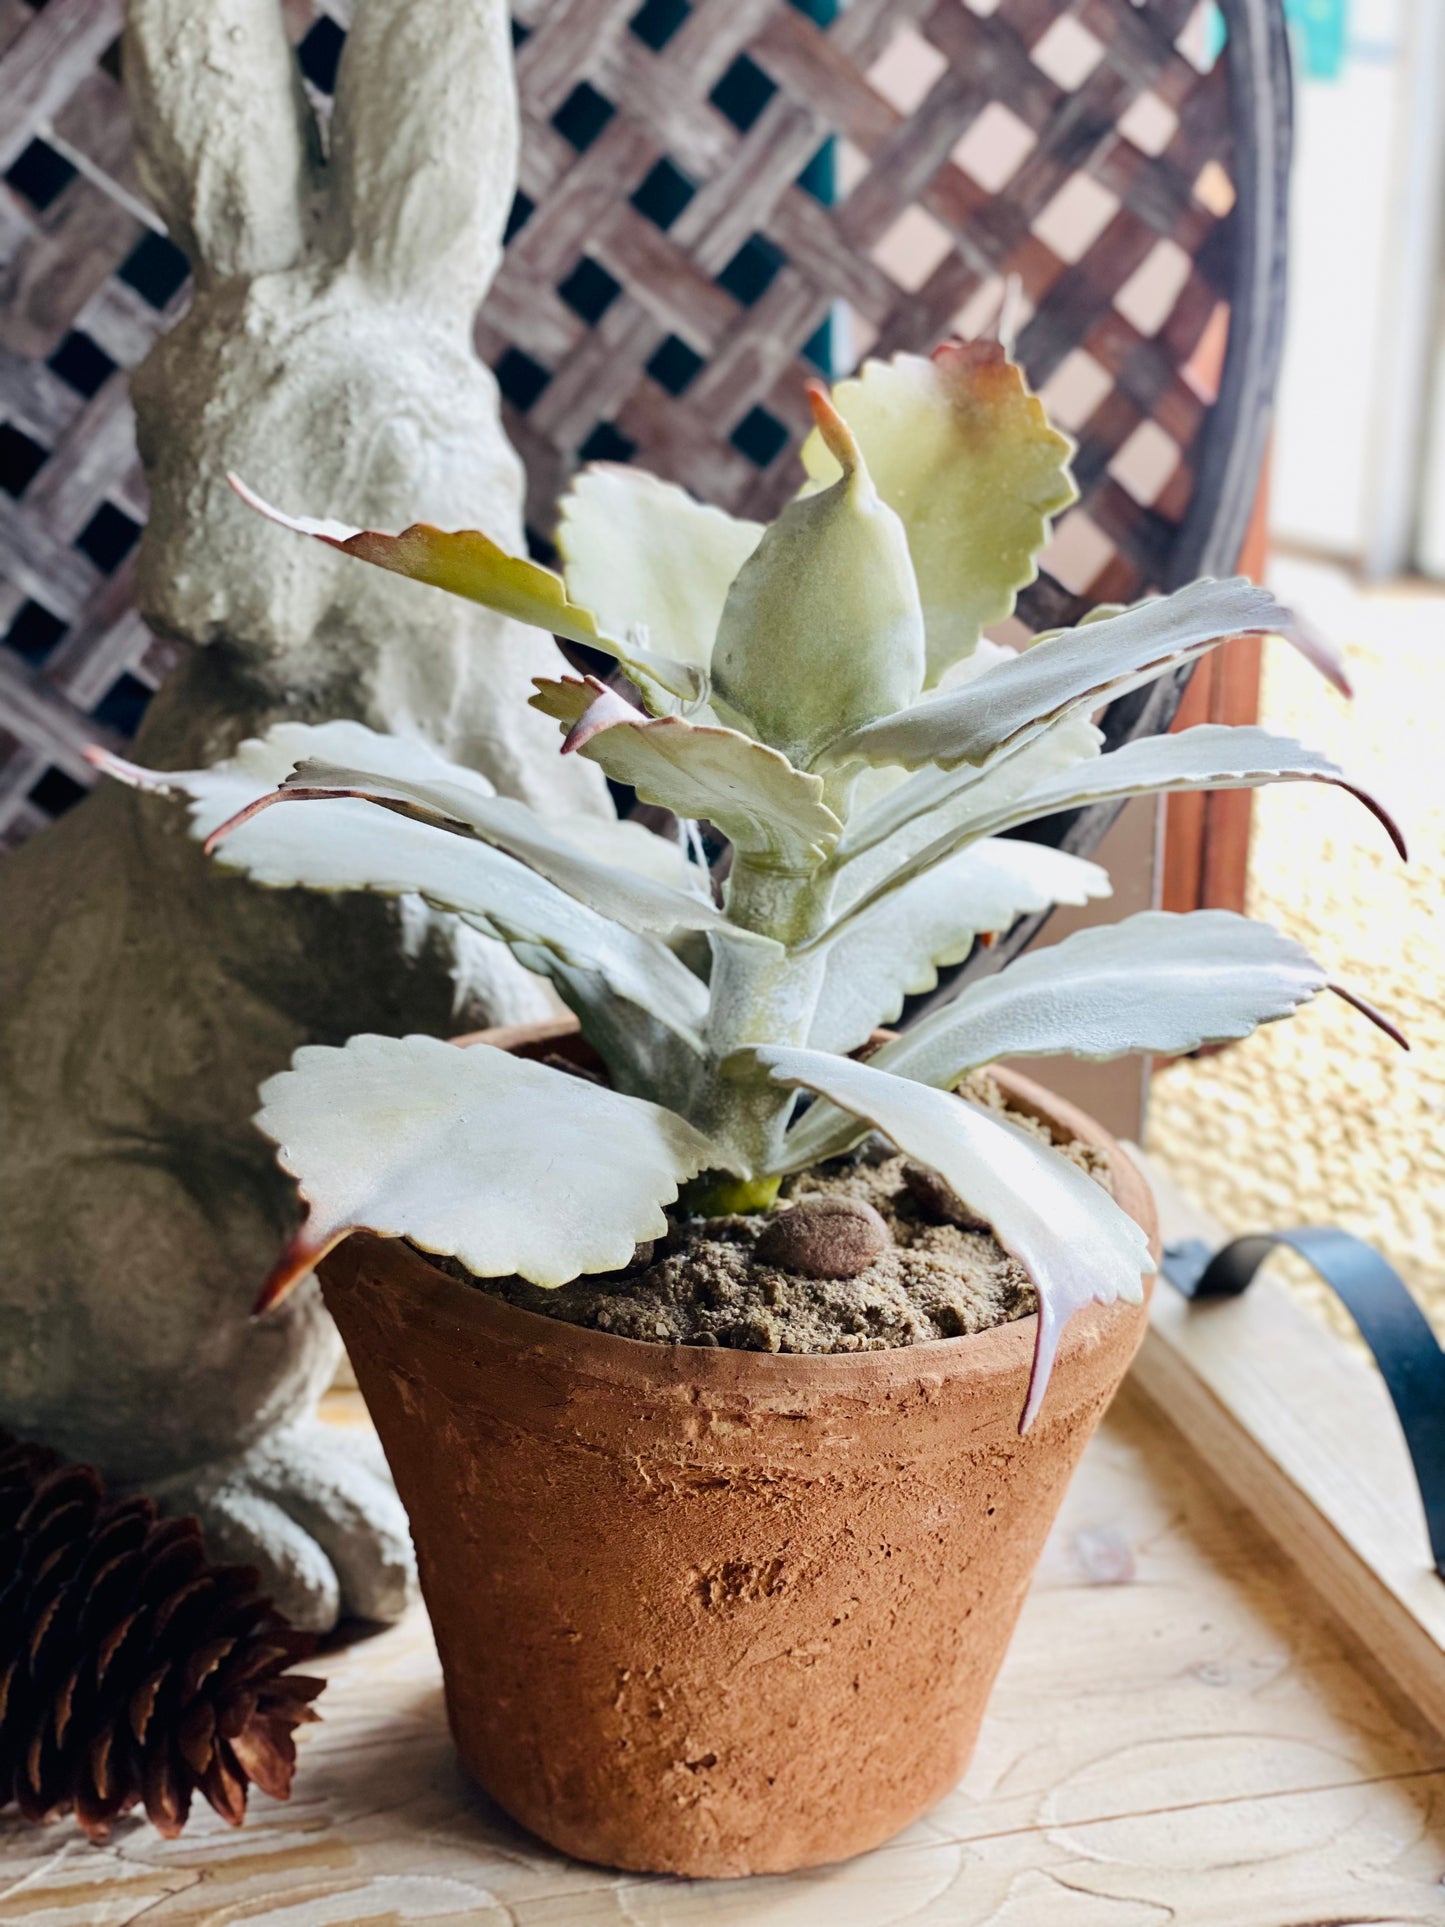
[0,1432,325,1841]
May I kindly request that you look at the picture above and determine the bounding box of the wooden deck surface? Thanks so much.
[2,1383,1442,1925]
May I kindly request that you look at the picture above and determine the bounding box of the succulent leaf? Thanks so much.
[832,712,1104,907]
[709,387,926,766]
[758,1046,1153,1430]
[837,638,1018,830]
[92,723,709,1047]
[834,638,1015,832]
[869,911,1329,1088]
[226,755,741,942]
[807,840,1110,1054]
[253,1035,713,1310]
[802,343,1076,684]
[227,476,702,706]
[968,723,1406,856]
[549,813,700,891]
[531,675,843,869]
[825,578,1294,772]
[89,717,496,846]
[521,949,707,1117]
[556,466,762,677]
[781,909,1339,1174]
[1027,602,1129,646]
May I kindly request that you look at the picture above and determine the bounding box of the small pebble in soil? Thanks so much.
[754,1196,891,1279]
[902,1161,989,1232]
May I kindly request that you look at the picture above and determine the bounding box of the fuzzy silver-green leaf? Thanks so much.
[254,1034,714,1304]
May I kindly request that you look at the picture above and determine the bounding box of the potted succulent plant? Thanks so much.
[93,343,1403,1879]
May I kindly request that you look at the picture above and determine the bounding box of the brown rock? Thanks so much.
[753,1195,890,1278]
[903,1160,990,1231]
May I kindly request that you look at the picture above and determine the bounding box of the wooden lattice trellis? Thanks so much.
[0,0,1288,853]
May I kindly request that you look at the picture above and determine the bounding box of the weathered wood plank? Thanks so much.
[1133,1149,1445,1740]
[0,0,122,173]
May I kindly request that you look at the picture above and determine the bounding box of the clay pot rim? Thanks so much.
[338,1018,1160,1407]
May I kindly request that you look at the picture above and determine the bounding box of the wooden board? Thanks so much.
[3,1384,1442,1924]
[1161,454,1270,920]
[1133,1148,1445,1740]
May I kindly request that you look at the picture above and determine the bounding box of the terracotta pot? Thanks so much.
[319,1018,1158,1878]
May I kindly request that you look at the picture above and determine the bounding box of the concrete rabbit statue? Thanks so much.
[0,0,605,1630]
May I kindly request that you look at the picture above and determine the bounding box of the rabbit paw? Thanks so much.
[149,1419,416,1633]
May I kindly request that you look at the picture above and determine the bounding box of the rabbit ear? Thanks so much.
[324,0,519,311]
[124,0,320,280]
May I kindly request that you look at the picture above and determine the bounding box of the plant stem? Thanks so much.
[681,1170,784,1215]
[699,857,835,1177]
